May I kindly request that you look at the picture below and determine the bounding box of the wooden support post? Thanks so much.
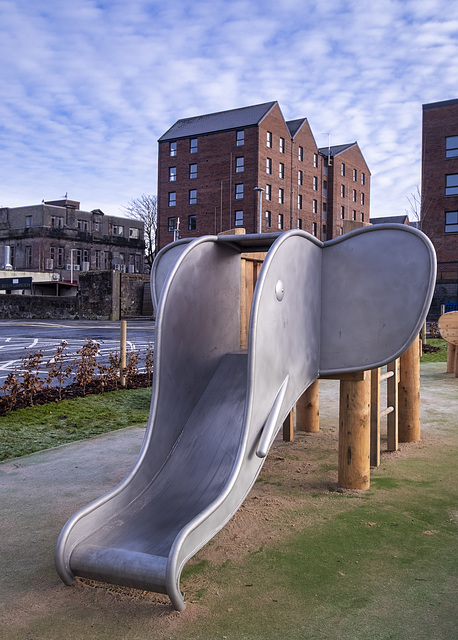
[338,372,371,490]
[296,380,320,432]
[386,359,399,452]
[455,346,458,379]
[398,339,421,442]
[120,320,127,387]
[447,343,456,374]
[370,368,381,467]
[282,409,294,442]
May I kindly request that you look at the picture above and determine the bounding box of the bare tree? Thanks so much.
[122,194,157,269]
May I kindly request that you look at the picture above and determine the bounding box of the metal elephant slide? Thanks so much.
[55,225,436,611]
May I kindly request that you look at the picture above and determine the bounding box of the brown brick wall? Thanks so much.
[421,100,458,266]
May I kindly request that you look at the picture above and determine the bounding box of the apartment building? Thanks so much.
[421,98,458,314]
[157,102,371,250]
[0,199,145,280]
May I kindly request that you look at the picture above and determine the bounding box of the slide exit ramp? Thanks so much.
[55,225,436,610]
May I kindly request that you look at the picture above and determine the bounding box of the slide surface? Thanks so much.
[55,226,436,610]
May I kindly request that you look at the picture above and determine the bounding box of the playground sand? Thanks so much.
[0,363,457,640]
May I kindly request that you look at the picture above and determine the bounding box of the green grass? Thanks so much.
[0,387,151,461]
[421,338,448,362]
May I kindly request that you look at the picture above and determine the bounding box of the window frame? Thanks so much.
[236,130,245,146]
[189,189,197,205]
[189,138,198,153]
[168,192,176,207]
[188,214,197,231]
[168,217,176,233]
[267,131,272,148]
[189,163,197,179]
[235,156,244,173]
[234,210,244,227]
[445,210,458,233]
[235,184,244,200]
[446,136,458,158]
[169,141,177,157]
[266,157,272,174]
[169,166,177,182]
[446,174,458,196]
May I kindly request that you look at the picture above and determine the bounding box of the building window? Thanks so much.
[279,137,285,153]
[78,219,89,231]
[446,174,458,196]
[313,199,317,214]
[353,168,357,181]
[445,211,458,233]
[25,245,32,268]
[189,189,197,205]
[361,192,365,205]
[235,157,244,173]
[112,224,123,236]
[278,213,284,229]
[341,205,345,219]
[341,163,345,177]
[129,227,140,239]
[297,218,302,229]
[234,210,243,227]
[298,194,303,210]
[323,180,327,198]
[279,162,285,179]
[266,211,271,228]
[313,176,318,191]
[236,130,244,146]
[50,216,63,228]
[322,224,327,241]
[298,170,303,185]
[169,166,177,181]
[361,172,365,185]
[446,136,458,158]
[279,188,284,204]
[322,202,327,220]
[352,189,357,202]
[266,157,272,174]
[298,146,304,161]
[266,184,271,201]
[341,185,345,198]
[235,184,244,199]
[352,209,357,221]
[312,222,317,237]
[169,141,177,157]
[313,153,318,168]
[361,212,365,222]
[168,217,175,233]
[339,227,344,236]
[188,214,197,231]
[267,131,272,148]
[190,138,197,153]
[189,163,197,179]
[168,192,176,207]
[94,249,100,269]
[25,215,33,227]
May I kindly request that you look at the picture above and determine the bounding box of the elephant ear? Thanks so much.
[319,225,436,375]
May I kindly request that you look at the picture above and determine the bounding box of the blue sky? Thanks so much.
[1,0,457,219]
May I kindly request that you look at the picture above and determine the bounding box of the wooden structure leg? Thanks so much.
[370,368,381,467]
[386,359,399,452]
[398,339,421,443]
[446,343,456,374]
[338,373,371,490]
[282,409,294,442]
[296,380,320,432]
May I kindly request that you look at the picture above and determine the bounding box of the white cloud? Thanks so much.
[0,0,457,217]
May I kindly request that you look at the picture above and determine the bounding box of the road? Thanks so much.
[0,319,155,387]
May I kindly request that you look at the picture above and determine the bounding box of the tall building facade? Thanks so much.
[157,102,370,250]
[0,199,145,279]
[421,98,458,315]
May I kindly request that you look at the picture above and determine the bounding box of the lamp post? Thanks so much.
[254,187,264,234]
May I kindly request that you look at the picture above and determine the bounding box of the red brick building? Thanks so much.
[157,101,371,250]
[421,98,458,315]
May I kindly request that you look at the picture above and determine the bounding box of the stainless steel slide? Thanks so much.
[55,226,436,610]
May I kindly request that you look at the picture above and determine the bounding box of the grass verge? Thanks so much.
[421,338,447,362]
[0,387,151,461]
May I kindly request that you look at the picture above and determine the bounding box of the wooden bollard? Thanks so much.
[120,320,127,387]
[338,372,371,490]
[296,380,319,432]
[398,339,420,442]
